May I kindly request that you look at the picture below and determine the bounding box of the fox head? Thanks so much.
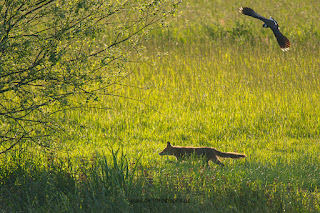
[159,142,174,156]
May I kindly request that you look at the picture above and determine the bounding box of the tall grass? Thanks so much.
[0,149,140,212]
[1,0,320,212]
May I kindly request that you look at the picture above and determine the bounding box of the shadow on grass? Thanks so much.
[0,150,319,212]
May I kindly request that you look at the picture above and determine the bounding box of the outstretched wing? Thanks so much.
[239,7,277,29]
[239,7,270,23]
[272,29,291,51]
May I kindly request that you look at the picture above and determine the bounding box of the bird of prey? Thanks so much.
[239,7,291,51]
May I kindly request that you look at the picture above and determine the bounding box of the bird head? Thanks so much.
[270,17,279,29]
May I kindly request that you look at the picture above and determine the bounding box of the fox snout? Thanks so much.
[159,151,168,156]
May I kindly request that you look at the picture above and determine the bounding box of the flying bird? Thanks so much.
[239,7,291,51]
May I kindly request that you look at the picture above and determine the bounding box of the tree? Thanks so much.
[0,0,179,154]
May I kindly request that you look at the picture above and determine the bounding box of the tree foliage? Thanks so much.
[0,0,179,154]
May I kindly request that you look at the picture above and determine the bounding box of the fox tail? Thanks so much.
[216,151,246,159]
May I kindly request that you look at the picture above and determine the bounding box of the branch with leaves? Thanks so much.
[0,0,180,154]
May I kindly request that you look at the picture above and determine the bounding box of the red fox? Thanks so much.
[159,142,246,166]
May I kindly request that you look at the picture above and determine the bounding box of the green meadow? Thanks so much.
[1,0,320,212]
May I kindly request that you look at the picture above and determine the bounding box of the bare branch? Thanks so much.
[0,132,26,155]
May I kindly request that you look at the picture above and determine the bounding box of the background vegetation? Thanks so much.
[1,0,320,212]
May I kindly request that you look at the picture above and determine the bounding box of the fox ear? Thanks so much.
[167,141,171,146]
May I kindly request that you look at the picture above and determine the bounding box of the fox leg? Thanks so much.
[211,156,224,166]
[176,156,183,161]
[202,157,210,167]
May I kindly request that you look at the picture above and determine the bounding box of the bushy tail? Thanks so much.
[216,151,246,159]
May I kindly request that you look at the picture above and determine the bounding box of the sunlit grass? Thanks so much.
[1,0,320,211]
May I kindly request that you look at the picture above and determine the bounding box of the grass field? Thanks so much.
[1,0,320,212]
